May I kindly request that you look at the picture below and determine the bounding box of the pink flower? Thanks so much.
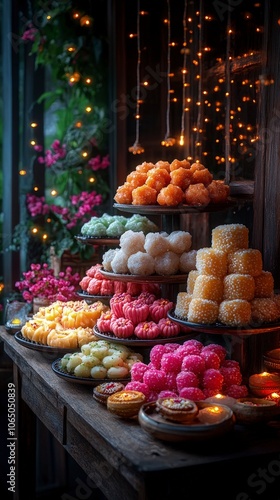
[22,27,38,42]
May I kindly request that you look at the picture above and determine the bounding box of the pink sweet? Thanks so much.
[158,390,178,399]
[149,298,174,322]
[100,280,114,296]
[226,384,248,398]
[200,350,221,370]
[130,362,149,382]
[113,281,127,294]
[160,352,182,373]
[164,372,178,392]
[149,344,166,368]
[143,369,167,391]
[79,276,91,291]
[137,292,157,304]
[220,359,240,369]
[181,354,206,375]
[148,390,160,402]
[134,321,160,339]
[126,282,143,296]
[203,388,221,398]
[220,366,242,386]
[125,381,150,398]
[164,343,180,352]
[87,278,101,295]
[183,339,204,350]
[110,292,133,317]
[158,318,181,338]
[176,371,199,392]
[179,387,205,401]
[123,299,150,324]
[202,368,224,391]
[175,344,201,360]
[202,344,227,363]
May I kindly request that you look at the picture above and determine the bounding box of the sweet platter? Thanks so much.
[93,325,194,347]
[167,309,280,336]
[99,269,188,284]
[138,401,235,442]
[75,235,120,246]
[113,199,237,215]
[52,358,131,386]
[14,331,77,354]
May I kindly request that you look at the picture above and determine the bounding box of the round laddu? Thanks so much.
[196,248,227,278]
[211,224,249,253]
[186,270,199,294]
[254,271,274,298]
[188,298,219,324]
[218,299,251,327]
[193,275,224,302]
[144,232,170,257]
[227,249,263,277]
[251,298,279,324]
[179,250,197,273]
[174,292,192,319]
[223,273,255,301]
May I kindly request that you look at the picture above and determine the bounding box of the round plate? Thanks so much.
[76,290,112,301]
[14,331,78,354]
[52,358,130,386]
[75,235,120,246]
[138,401,234,442]
[93,325,194,346]
[114,199,236,215]
[99,269,187,284]
[167,309,280,336]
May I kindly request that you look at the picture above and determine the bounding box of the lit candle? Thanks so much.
[266,392,280,406]
[205,393,237,409]
[198,404,231,424]
[249,372,280,397]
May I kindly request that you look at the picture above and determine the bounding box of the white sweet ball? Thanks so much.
[111,249,129,274]
[179,250,197,273]
[144,232,170,257]
[102,248,119,271]
[127,251,155,275]
[167,231,192,254]
[120,230,145,256]
[154,251,180,275]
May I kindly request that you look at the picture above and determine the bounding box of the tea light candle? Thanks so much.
[266,392,280,406]
[205,393,237,409]
[198,405,231,425]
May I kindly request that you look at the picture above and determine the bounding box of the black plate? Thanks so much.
[99,268,187,284]
[14,331,78,354]
[52,358,130,386]
[75,235,120,246]
[167,309,280,336]
[76,290,112,301]
[93,325,194,347]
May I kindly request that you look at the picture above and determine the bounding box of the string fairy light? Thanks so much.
[128,0,145,154]
[161,0,175,147]
[179,0,188,147]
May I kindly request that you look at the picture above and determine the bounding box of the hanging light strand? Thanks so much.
[225,8,232,184]
[161,0,175,146]
[128,0,144,154]
[195,1,203,158]
[179,0,188,147]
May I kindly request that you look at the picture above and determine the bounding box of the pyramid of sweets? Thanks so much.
[114,159,229,207]
[174,223,280,326]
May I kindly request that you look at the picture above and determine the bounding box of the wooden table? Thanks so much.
[1,327,280,500]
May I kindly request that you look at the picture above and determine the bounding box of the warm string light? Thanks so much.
[179,0,188,148]
[129,0,145,154]
[194,3,203,158]
[161,0,175,147]
[225,9,232,185]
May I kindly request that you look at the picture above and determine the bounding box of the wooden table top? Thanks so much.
[1,327,280,499]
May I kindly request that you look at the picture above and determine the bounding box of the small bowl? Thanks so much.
[263,348,280,373]
[232,397,280,425]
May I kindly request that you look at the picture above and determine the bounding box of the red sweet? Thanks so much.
[176,371,199,392]
[96,311,114,332]
[164,372,178,391]
[93,264,104,280]
[164,343,180,352]
[202,344,227,363]
[100,279,115,296]
[226,384,248,398]
[87,278,101,295]
[175,344,201,360]
[179,387,205,401]
[143,369,167,391]
[149,298,174,322]
[150,344,166,368]
[220,366,242,386]
[220,359,240,369]
[125,381,151,398]
[113,281,127,294]
[134,321,161,339]
[123,299,150,324]
[160,352,182,373]
[158,390,178,399]
[137,292,158,304]
[126,282,143,296]
[158,318,181,338]
[130,361,149,382]
[79,276,92,291]
[183,339,204,351]
[203,388,220,398]
[202,368,224,391]
[110,317,134,338]
[148,391,160,402]
[200,350,221,370]
[181,354,206,375]
[86,265,100,278]
[110,293,133,317]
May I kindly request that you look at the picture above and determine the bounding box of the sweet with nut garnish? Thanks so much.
[107,390,146,418]
[156,397,199,423]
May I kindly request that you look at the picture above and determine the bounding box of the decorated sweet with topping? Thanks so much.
[156,396,199,423]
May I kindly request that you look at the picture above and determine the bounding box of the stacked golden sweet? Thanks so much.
[114,159,229,207]
[174,223,280,327]
[21,300,108,348]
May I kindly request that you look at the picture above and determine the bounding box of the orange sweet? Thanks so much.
[114,183,133,204]
[170,167,192,191]
[157,184,184,206]
[132,185,158,205]
[146,167,171,192]
[126,171,147,188]
[185,183,210,206]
